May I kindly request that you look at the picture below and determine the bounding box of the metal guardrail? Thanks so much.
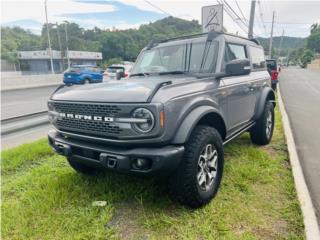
[1,111,49,136]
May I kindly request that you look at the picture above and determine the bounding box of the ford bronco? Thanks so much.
[48,32,275,208]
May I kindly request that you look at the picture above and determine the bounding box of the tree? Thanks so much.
[300,49,314,68]
[306,23,320,53]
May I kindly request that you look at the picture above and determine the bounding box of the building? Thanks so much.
[17,50,103,73]
[67,51,103,66]
[18,50,62,73]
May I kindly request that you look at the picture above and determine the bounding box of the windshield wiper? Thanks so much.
[158,70,186,75]
[130,72,150,77]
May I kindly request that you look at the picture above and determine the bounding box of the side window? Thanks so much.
[188,41,218,73]
[250,46,266,70]
[224,43,247,62]
[202,41,219,72]
[189,43,205,72]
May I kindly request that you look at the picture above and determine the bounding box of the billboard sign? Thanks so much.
[202,4,223,33]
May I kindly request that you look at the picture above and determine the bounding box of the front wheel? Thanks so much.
[168,125,224,208]
[250,101,275,145]
[84,78,91,84]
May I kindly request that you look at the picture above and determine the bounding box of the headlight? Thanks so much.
[47,101,55,111]
[131,108,155,133]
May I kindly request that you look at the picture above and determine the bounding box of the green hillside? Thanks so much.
[1,17,201,64]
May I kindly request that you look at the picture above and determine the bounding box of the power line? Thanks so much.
[222,0,248,28]
[143,0,172,16]
[234,0,248,24]
[217,0,249,35]
[257,0,268,36]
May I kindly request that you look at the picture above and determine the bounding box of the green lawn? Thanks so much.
[1,105,305,240]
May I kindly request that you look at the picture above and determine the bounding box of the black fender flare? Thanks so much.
[172,106,226,144]
[255,87,276,120]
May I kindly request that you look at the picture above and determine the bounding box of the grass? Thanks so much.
[1,105,305,240]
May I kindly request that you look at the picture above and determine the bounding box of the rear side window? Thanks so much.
[266,60,277,70]
[224,43,247,62]
[250,46,266,69]
[107,67,125,73]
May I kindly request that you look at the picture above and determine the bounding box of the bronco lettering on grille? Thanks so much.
[58,113,114,122]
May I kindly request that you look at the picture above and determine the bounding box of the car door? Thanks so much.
[222,43,257,131]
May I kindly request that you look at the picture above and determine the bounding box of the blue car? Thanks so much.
[63,65,103,84]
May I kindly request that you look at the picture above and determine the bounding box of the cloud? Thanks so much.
[1,0,115,23]
[1,0,319,37]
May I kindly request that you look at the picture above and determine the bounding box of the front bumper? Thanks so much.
[48,130,184,177]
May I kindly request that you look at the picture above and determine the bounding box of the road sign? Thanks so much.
[202,4,223,33]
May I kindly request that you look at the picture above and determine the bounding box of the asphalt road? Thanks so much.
[1,85,58,120]
[279,67,320,225]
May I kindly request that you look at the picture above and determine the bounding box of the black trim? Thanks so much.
[223,122,255,145]
[147,81,172,102]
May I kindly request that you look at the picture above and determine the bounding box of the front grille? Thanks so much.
[53,102,121,116]
[52,102,125,137]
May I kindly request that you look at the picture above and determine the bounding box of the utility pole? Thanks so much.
[54,25,63,72]
[286,50,291,67]
[44,0,54,74]
[269,11,275,59]
[248,0,256,39]
[278,29,284,59]
[64,22,71,69]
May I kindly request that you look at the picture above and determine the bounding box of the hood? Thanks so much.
[51,76,193,103]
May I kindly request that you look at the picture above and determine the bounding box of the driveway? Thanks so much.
[279,67,320,226]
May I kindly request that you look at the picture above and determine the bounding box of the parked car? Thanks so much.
[63,65,103,84]
[103,63,133,81]
[266,59,279,90]
[48,32,275,208]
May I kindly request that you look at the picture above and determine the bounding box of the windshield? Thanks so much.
[131,40,218,76]
[107,67,125,73]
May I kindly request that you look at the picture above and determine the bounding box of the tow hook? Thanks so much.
[54,141,71,156]
[99,153,118,168]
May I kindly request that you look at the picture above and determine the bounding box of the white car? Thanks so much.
[103,63,133,81]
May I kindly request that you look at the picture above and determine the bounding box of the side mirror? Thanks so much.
[226,59,251,76]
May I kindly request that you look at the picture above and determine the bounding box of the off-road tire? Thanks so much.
[168,125,224,208]
[67,157,98,175]
[250,101,275,145]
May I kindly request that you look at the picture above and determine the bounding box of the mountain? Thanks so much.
[257,36,305,52]
[1,16,307,63]
[1,17,202,63]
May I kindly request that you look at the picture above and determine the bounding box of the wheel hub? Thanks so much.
[266,110,273,138]
[197,144,218,191]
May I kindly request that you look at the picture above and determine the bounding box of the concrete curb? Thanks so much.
[1,116,49,136]
[278,87,320,239]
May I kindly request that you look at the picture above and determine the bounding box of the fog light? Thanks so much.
[132,158,151,170]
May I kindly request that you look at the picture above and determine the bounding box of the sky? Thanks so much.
[1,0,320,38]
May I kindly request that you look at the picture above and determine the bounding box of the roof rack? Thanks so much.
[159,32,208,43]
[148,31,260,47]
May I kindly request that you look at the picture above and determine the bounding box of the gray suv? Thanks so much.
[48,32,275,208]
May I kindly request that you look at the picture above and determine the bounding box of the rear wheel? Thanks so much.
[84,78,91,84]
[168,125,224,208]
[250,101,275,145]
[67,157,99,175]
